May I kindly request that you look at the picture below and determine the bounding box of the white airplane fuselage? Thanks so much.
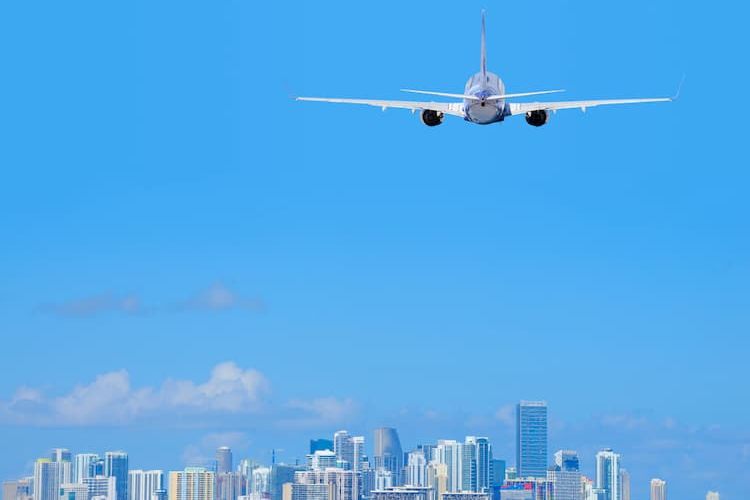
[463,71,506,124]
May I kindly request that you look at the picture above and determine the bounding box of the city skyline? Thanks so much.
[3,429,721,500]
[1,406,725,500]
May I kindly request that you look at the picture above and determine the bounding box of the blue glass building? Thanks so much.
[515,401,548,478]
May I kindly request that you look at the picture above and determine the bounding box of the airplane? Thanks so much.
[297,11,675,127]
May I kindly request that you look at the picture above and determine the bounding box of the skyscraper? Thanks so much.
[33,460,62,500]
[83,475,117,500]
[270,464,305,500]
[129,471,164,500]
[374,429,403,485]
[617,470,630,500]
[434,441,462,492]
[105,453,129,500]
[60,483,89,500]
[168,468,215,500]
[515,402,548,479]
[548,451,580,500]
[333,430,354,470]
[75,456,100,484]
[50,450,73,485]
[489,460,505,490]
[649,479,666,500]
[352,437,366,473]
[292,470,358,500]
[406,452,427,487]
[474,438,491,493]
[216,448,233,475]
[595,450,620,500]
[462,438,477,493]
[215,473,242,500]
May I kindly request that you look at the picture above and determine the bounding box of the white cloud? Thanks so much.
[38,293,141,317]
[179,283,264,312]
[38,283,263,318]
[162,362,269,412]
[0,362,269,426]
[494,404,515,427]
[280,397,358,428]
[600,413,649,430]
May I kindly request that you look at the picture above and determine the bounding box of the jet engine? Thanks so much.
[525,109,550,127]
[420,109,444,127]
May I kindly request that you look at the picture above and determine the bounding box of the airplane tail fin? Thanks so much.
[480,10,487,81]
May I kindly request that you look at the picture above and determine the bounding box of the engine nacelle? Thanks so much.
[420,109,444,127]
[525,109,550,127]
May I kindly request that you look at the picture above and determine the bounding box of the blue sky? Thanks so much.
[0,0,748,498]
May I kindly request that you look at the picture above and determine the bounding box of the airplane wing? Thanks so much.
[296,97,465,118]
[507,97,671,116]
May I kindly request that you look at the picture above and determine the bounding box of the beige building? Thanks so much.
[168,468,215,500]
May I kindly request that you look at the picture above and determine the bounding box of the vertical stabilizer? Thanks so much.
[480,10,487,81]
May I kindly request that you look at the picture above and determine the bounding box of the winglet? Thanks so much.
[672,74,686,101]
[480,10,487,81]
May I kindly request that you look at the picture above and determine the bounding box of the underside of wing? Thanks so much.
[508,97,671,116]
[296,97,465,118]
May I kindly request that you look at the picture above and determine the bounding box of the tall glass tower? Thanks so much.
[595,449,621,500]
[105,451,129,500]
[475,437,491,492]
[373,428,403,485]
[515,401,548,478]
[215,447,233,474]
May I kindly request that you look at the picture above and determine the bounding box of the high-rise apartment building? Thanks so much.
[474,438,491,493]
[595,450,620,500]
[334,431,355,470]
[649,479,666,500]
[50,451,73,488]
[406,452,427,488]
[34,459,62,500]
[548,451,580,500]
[216,473,243,500]
[352,437,366,473]
[292,470,358,500]
[105,453,129,500]
[216,448,233,475]
[515,402,548,479]
[433,441,462,492]
[489,460,505,490]
[617,470,629,500]
[60,483,89,500]
[75,456,100,484]
[129,471,164,500]
[270,464,305,500]
[374,429,403,485]
[168,468,215,500]
[462,438,477,493]
[83,475,117,500]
